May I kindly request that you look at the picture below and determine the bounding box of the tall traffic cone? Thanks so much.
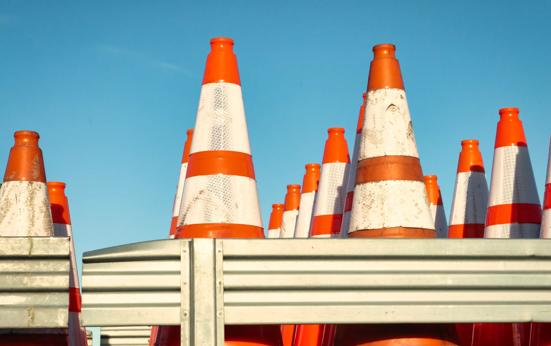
[448,139,488,239]
[294,163,321,238]
[48,182,88,346]
[267,203,284,238]
[169,129,193,238]
[340,93,367,237]
[424,175,448,238]
[335,44,458,345]
[280,184,301,238]
[310,128,350,238]
[0,131,67,345]
[542,138,551,238]
[170,37,281,345]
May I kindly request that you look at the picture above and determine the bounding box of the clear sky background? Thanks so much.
[1,0,550,318]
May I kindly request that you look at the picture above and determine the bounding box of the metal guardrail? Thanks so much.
[0,237,70,328]
[100,326,151,346]
[82,238,551,345]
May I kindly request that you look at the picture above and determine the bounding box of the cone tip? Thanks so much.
[14,130,40,145]
[287,184,301,191]
[495,107,527,148]
[271,203,284,210]
[424,175,437,183]
[499,107,520,119]
[458,139,485,173]
[305,163,321,170]
[203,37,240,85]
[48,181,66,190]
[210,37,234,47]
[186,128,194,136]
[328,127,345,135]
[461,139,479,148]
[373,44,396,58]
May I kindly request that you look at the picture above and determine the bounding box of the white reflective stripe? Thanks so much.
[177,175,262,226]
[344,133,361,195]
[449,172,489,226]
[294,191,316,238]
[349,180,434,232]
[313,162,348,216]
[172,162,188,218]
[267,228,281,239]
[0,181,53,237]
[191,82,251,154]
[484,223,541,239]
[488,146,540,206]
[359,88,419,159]
[340,210,352,238]
[311,233,333,239]
[53,223,79,289]
[541,210,551,239]
[280,210,299,238]
[429,204,448,238]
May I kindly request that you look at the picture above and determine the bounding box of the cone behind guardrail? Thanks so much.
[169,129,193,239]
[424,175,447,238]
[294,163,321,238]
[448,140,488,238]
[540,138,551,238]
[310,128,350,238]
[335,43,458,346]
[280,184,301,238]
[48,182,88,346]
[0,130,53,237]
[267,203,284,238]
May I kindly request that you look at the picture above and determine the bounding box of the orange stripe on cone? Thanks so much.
[186,150,255,178]
[486,203,542,226]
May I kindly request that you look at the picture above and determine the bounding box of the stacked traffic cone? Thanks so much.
[294,163,321,238]
[340,93,367,237]
[0,131,67,345]
[310,128,350,238]
[48,182,88,346]
[473,108,542,346]
[280,184,301,238]
[336,44,458,345]
[170,37,281,345]
[424,175,448,238]
[169,129,193,238]
[448,140,488,239]
[267,203,284,238]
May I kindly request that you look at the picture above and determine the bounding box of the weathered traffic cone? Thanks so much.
[267,203,284,238]
[48,182,88,346]
[294,163,321,238]
[170,37,281,345]
[424,175,448,238]
[310,128,350,238]
[540,137,551,238]
[448,140,488,239]
[341,93,367,237]
[335,44,458,346]
[169,129,193,238]
[280,184,301,238]
[0,131,67,345]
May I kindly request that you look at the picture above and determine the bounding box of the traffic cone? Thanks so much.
[280,184,301,238]
[340,93,367,237]
[294,163,321,238]
[267,203,284,238]
[169,129,193,238]
[335,44,458,345]
[0,131,67,345]
[541,138,551,238]
[424,175,448,238]
[170,37,281,345]
[310,128,350,238]
[448,139,488,239]
[48,182,88,346]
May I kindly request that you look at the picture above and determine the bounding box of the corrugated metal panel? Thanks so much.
[0,237,70,328]
[100,326,151,346]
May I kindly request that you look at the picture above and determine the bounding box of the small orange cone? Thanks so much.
[294,163,321,238]
[267,203,284,238]
[168,129,193,238]
[424,175,448,238]
[280,184,301,238]
[310,128,350,238]
[48,182,88,346]
[341,93,367,237]
[335,44,458,346]
[448,140,488,239]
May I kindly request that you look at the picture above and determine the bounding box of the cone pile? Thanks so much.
[294,163,321,238]
[280,184,301,238]
[424,175,448,238]
[267,203,284,238]
[168,129,193,238]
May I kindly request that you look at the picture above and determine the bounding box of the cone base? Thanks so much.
[175,223,264,239]
[349,227,436,238]
[334,324,459,346]
[151,325,282,345]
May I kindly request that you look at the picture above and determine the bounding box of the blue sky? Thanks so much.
[1,0,550,271]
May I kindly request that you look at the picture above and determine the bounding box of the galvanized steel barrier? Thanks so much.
[82,238,551,345]
[100,326,151,346]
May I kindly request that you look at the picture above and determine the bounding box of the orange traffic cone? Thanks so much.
[0,131,67,345]
[169,129,193,238]
[294,163,321,238]
[280,184,301,238]
[48,182,88,346]
[170,37,281,345]
[267,204,284,238]
[541,138,551,238]
[335,44,458,345]
[424,175,448,238]
[448,139,488,239]
[341,93,367,237]
[310,128,350,238]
